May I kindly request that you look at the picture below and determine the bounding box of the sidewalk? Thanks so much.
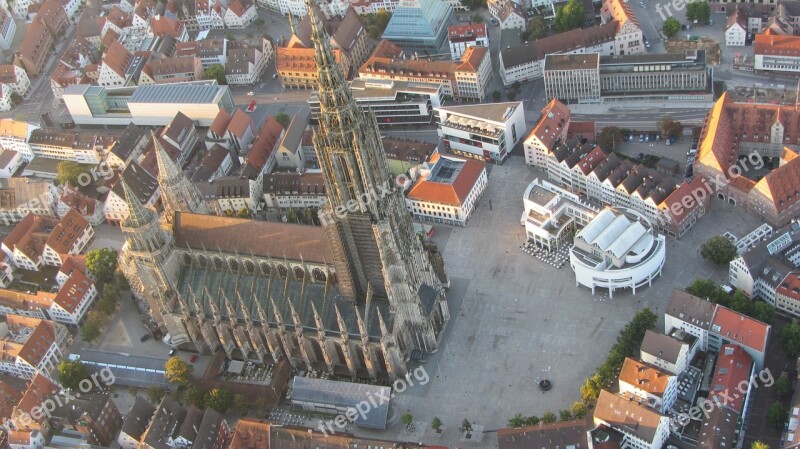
[568,102,713,115]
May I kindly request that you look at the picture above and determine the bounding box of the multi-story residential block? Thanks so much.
[710,344,755,414]
[309,78,443,127]
[618,357,678,413]
[195,0,226,29]
[0,150,23,178]
[664,288,717,351]
[381,0,453,55]
[262,171,327,210]
[694,93,800,227]
[197,176,261,214]
[592,390,671,449]
[97,41,139,87]
[755,33,800,73]
[37,0,69,37]
[360,40,493,101]
[159,112,200,166]
[1,210,94,270]
[16,19,55,77]
[640,329,696,375]
[151,15,189,42]
[435,102,525,163]
[0,84,13,112]
[27,130,101,164]
[175,39,227,69]
[600,0,644,55]
[118,397,156,449]
[0,315,70,382]
[0,178,59,225]
[107,123,149,170]
[104,162,159,225]
[543,54,601,103]
[0,65,31,98]
[726,7,748,46]
[406,153,487,226]
[0,120,36,163]
[448,23,488,60]
[490,0,526,30]
[524,99,571,168]
[51,391,122,446]
[0,10,16,51]
[275,111,308,170]
[225,47,269,85]
[708,305,770,369]
[224,0,257,28]
[141,56,203,84]
[191,144,232,182]
[57,185,105,225]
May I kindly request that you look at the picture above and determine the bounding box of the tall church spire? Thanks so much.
[121,179,152,228]
[151,131,209,222]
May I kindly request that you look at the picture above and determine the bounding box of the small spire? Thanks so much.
[152,131,182,187]
[121,179,151,228]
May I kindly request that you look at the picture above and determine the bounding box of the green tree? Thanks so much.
[365,9,392,39]
[686,0,710,24]
[524,415,540,426]
[81,311,103,342]
[205,387,233,412]
[164,356,192,385]
[98,283,119,315]
[86,248,118,283]
[658,116,683,138]
[782,320,800,359]
[662,17,680,37]
[508,413,525,427]
[701,236,738,265]
[471,13,483,23]
[237,208,250,218]
[274,112,291,128]
[749,301,775,324]
[598,126,623,151]
[114,270,130,290]
[570,401,587,418]
[767,401,787,429]
[541,412,557,424]
[9,92,21,105]
[253,17,264,26]
[752,442,770,449]
[460,418,472,433]
[554,0,585,32]
[202,64,227,85]
[184,385,205,408]
[401,412,414,427]
[686,278,727,303]
[57,161,87,187]
[234,393,248,413]
[148,386,166,403]
[559,410,572,421]
[57,360,89,390]
[775,372,793,398]
[431,416,442,432]
[524,16,547,41]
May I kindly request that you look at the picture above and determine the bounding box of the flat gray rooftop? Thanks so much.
[129,83,225,104]
[291,376,390,429]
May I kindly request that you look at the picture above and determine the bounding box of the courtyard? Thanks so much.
[351,154,764,447]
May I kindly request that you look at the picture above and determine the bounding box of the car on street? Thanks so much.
[644,39,650,48]
[169,349,176,356]
[140,334,151,342]
[272,73,278,79]
[628,134,634,142]
[190,354,198,362]
[247,91,254,96]
[639,135,644,142]
[645,135,650,142]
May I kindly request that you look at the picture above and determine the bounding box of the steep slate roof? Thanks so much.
[640,329,684,364]
[665,288,716,330]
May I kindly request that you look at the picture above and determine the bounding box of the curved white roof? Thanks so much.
[577,209,616,244]
[607,221,647,258]
[592,214,632,250]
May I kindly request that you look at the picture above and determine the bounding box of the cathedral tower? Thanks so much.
[308,0,449,355]
[152,132,208,223]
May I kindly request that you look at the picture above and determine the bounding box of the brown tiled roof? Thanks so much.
[601,0,639,32]
[277,46,343,72]
[408,154,486,206]
[17,374,58,417]
[227,109,252,139]
[102,41,133,78]
[666,288,716,328]
[18,19,53,71]
[593,390,665,443]
[46,208,91,256]
[151,16,184,38]
[10,316,57,367]
[244,117,283,172]
[330,8,365,52]
[726,6,747,30]
[227,0,252,16]
[173,212,331,263]
[448,23,487,40]
[76,13,103,39]
[456,46,487,72]
[497,419,589,449]
[755,33,800,57]
[104,6,133,29]
[697,406,739,449]
[618,357,672,396]
[501,22,617,68]
[527,99,570,151]
[210,109,232,137]
[263,172,326,196]
[53,270,93,314]
[0,65,18,84]
[381,137,436,163]
[147,56,197,77]
[60,185,97,216]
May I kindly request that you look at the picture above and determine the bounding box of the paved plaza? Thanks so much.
[353,154,763,447]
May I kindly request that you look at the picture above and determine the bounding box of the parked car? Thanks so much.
[190,354,198,362]
[169,349,176,356]
[656,134,661,141]
[639,135,644,142]
[629,134,634,142]
[140,334,151,342]
[645,135,650,142]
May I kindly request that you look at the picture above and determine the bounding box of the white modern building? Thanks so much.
[435,102,525,164]
[569,208,666,297]
[406,153,488,226]
[754,34,800,74]
[448,23,488,60]
[64,83,235,127]
[0,120,37,162]
[522,178,598,251]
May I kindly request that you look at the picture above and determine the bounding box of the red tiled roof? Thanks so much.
[102,41,133,78]
[709,345,752,413]
[526,99,571,150]
[227,0,252,16]
[9,316,57,367]
[726,7,746,30]
[662,176,709,222]
[151,15,184,39]
[16,374,58,418]
[407,154,485,206]
[210,109,232,137]
[227,109,252,139]
[46,208,91,255]
[53,270,93,314]
[618,357,672,397]
[456,46,487,72]
[755,33,800,57]
[245,117,283,171]
[711,305,770,352]
[448,23,487,40]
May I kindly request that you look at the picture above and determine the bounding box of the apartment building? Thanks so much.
[16,19,54,77]
[27,130,101,164]
[1,209,93,270]
[0,315,70,382]
[224,0,257,28]
[262,172,327,211]
[755,33,800,73]
[618,357,678,413]
[592,390,671,449]
[543,54,601,103]
[448,23,488,60]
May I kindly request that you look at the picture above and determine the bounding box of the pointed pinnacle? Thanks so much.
[151,131,182,186]
[120,178,151,228]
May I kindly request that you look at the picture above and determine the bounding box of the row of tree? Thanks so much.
[82,248,126,342]
[507,403,588,428]
[685,279,775,324]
